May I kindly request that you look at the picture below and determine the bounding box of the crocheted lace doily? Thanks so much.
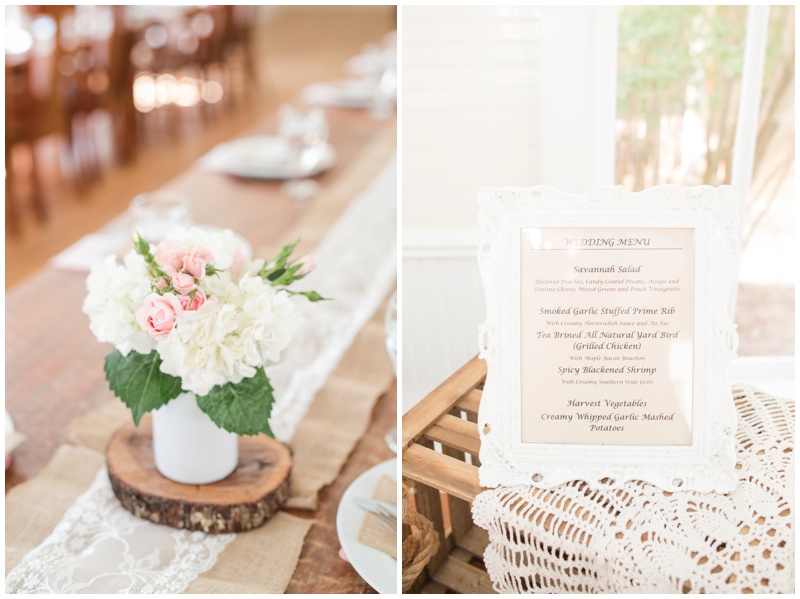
[472,385,794,593]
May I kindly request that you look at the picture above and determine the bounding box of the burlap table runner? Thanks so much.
[6,123,396,593]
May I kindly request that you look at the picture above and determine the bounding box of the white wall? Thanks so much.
[402,6,619,412]
[539,5,618,191]
[403,5,544,230]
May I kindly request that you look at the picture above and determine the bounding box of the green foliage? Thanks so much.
[104,350,183,425]
[617,5,747,117]
[133,233,166,281]
[258,240,328,302]
[196,368,276,436]
[287,290,329,302]
[261,239,300,274]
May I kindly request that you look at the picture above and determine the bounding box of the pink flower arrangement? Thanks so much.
[134,239,223,339]
[84,228,327,435]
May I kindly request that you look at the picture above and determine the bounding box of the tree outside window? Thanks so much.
[616,5,795,356]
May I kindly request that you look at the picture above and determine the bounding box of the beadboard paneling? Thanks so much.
[403,5,543,230]
[402,232,484,413]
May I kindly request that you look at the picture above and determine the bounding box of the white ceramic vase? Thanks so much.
[151,392,238,485]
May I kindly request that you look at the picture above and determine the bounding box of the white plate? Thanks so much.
[336,458,397,594]
[203,136,337,180]
[301,79,382,108]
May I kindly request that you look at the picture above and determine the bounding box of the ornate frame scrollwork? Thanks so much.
[477,186,741,493]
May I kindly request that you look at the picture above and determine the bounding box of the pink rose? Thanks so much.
[295,255,316,276]
[154,277,170,292]
[171,272,197,295]
[136,293,183,339]
[182,247,214,279]
[154,240,185,278]
[178,288,207,311]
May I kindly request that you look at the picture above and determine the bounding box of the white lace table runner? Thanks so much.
[6,155,397,594]
[270,153,397,441]
[6,468,236,593]
[472,386,794,593]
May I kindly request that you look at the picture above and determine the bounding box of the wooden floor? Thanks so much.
[5,6,396,289]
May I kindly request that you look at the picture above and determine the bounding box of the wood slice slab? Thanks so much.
[106,420,292,534]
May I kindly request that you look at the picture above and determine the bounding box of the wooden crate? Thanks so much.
[402,356,495,594]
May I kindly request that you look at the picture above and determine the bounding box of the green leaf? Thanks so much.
[196,368,275,436]
[132,233,165,280]
[287,290,329,302]
[272,239,300,269]
[104,350,183,426]
[205,263,223,277]
[259,240,300,278]
[268,264,305,287]
[133,233,150,257]
[266,268,286,282]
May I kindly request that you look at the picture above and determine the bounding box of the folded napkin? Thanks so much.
[357,474,397,559]
[200,137,294,173]
[50,233,129,273]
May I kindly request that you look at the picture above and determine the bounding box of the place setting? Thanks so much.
[338,458,398,594]
[301,32,397,117]
[200,104,337,193]
[336,290,399,594]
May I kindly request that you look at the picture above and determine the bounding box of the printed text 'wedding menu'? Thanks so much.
[520,227,695,446]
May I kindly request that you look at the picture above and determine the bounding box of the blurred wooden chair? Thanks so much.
[45,6,137,177]
[5,11,63,233]
[222,6,259,98]
[5,6,138,234]
[124,5,256,135]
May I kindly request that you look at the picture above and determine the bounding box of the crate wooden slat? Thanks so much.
[421,581,449,593]
[455,389,482,417]
[403,355,492,593]
[404,444,482,503]
[456,525,490,557]
[402,355,486,451]
[432,556,497,594]
[423,414,481,456]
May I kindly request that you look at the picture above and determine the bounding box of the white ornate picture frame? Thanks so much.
[477,186,742,493]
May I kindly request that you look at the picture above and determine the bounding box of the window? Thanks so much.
[615,5,795,357]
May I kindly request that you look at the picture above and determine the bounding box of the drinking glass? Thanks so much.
[277,104,329,200]
[129,190,192,243]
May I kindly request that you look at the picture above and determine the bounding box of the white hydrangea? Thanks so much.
[157,268,304,396]
[83,252,156,356]
[83,229,305,397]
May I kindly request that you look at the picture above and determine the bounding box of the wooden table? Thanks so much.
[5,107,397,594]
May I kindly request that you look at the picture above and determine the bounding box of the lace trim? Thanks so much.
[472,386,794,593]
[269,154,397,441]
[5,468,236,593]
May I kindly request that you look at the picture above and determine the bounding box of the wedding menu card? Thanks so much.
[520,227,694,446]
[477,186,741,492]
